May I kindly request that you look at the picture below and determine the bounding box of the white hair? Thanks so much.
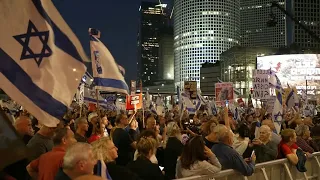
[63,143,93,169]
[259,125,272,140]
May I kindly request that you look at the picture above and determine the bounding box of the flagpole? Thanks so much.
[140,80,145,129]
[96,89,100,116]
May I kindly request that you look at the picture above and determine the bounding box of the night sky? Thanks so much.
[53,0,172,84]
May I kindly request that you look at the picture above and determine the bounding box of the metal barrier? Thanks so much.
[176,152,320,180]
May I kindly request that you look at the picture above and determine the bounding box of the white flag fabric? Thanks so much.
[181,92,196,114]
[78,83,85,106]
[90,30,129,94]
[0,0,87,127]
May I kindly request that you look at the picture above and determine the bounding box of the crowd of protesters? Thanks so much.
[1,102,320,180]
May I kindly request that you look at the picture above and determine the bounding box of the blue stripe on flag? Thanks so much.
[32,0,84,62]
[0,48,67,119]
[286,90,294,106]
[277,91,283,105]
[186,107,196,113]
[84,97,107,105]
[94,77,129,91]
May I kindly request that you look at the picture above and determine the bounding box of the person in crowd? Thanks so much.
[203,124,228,149]
[146,116,167,144]
[88,122,104,144]
[3,116,34,180]
[27,128,77,180]
[262,119,281,145]
[163,121,183,179]
[127,137,168,180]
[233,124,250,156]
[14,116,34,144]
[101,116,112,137]
[295,124,319,153]
[252,125,278,163]
[201,120,217,148]
[159,115,166,135]
[55,143,97,180]
[211,129,255,176]
[176,136,221,178]
[74,117,89,143]
[86,112,99,138]
[92,137,141,180]
[134,130,159,164]
[27,124,56,161]
[112,113,138,166]
[278,129,299,165]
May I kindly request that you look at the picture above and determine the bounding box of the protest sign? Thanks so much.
[184,81,197,99]
[215,82,234,105]
[252,70,270,100]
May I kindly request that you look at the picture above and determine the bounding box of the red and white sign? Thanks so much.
[126,93,142,110]
[215,82,234,105]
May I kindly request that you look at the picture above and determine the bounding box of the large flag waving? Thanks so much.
[90,29,129,94]
[0,0,87,127]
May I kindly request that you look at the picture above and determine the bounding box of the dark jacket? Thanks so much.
[127,156,168,180]
[211,142,255,176]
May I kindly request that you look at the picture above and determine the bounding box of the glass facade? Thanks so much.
[292,0,320,49]
[220,46,278,96]
[173,0,240,88]
[138,2,169,86]
[240,0,287,47]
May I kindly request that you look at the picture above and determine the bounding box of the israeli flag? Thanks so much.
[272,90,283,134]
[269,70,284,93]
[181,92,196,114]
[84,87,108,106]
[0,0,87,127]
[90,29,129,94]
[286,88,299,110]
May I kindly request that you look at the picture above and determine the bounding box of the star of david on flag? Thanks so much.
[0,0,88,127]
[13,21,52,67]
[272,89,283,134]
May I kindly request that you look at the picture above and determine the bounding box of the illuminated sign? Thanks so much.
[257,54,320,87]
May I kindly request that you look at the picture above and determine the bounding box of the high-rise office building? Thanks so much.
[288,0,320,49]
[137,2,170,86]
[158,27,174,81]
[173,0,240,88]
[240,0,320,49]
[240,0,287,47]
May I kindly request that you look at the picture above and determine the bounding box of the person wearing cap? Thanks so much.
[86,112,99,138]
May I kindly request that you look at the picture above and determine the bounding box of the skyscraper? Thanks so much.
[137,2,169,87]
[158,27,174,81]
[240,0,320,49]
[288,0,320,49]
[173,0,240,88]
[240,1,287,47]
